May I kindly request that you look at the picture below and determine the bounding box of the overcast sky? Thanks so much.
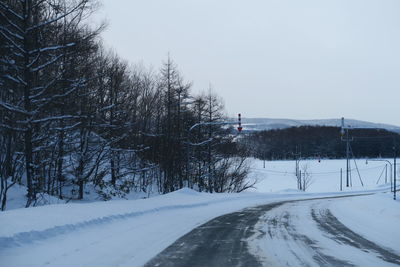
[94,0,400,126]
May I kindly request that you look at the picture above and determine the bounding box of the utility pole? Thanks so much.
[346,129,350,187]
[366,159,392,190]
[394,145,397,200]
[340,168,343,191]
[299,170,302,191]
[263,151,266,168]
[341,118,353,188]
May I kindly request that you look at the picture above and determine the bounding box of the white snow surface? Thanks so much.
[1,159,399,266]
[4,184,65,210]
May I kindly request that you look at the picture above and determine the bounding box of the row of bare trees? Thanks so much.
[0,0,252,210]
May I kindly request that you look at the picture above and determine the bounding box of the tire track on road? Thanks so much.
[145,194,396,267]
[145,203,285,267]
[311,208,400,265]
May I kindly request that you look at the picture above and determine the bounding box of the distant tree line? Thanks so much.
[241,126,400,160]
[0,0,252,210]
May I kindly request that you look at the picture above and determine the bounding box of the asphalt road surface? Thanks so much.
[145,195,400,267]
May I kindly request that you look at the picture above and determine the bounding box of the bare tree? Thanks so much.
[213,156,255,193]
[300,164,313,191]
[0,0,102,206]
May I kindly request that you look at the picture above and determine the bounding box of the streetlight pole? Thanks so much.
[366,159,393,190]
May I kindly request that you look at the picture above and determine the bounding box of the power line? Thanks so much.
[250,164,386,175]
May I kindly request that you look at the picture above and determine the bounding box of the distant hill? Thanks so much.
[241,125,400,160]
[241,118,400,133]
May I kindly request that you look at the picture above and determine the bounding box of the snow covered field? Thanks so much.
[0,159,399,266]
[249,158,396,193]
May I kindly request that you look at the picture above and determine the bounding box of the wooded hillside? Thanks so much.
[242,126,400,160]
[0,0,250,210]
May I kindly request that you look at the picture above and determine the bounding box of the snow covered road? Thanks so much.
[251,196,400,267]
[147,195,400,267]
[1,190,355,267]
[1,189,398,267]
